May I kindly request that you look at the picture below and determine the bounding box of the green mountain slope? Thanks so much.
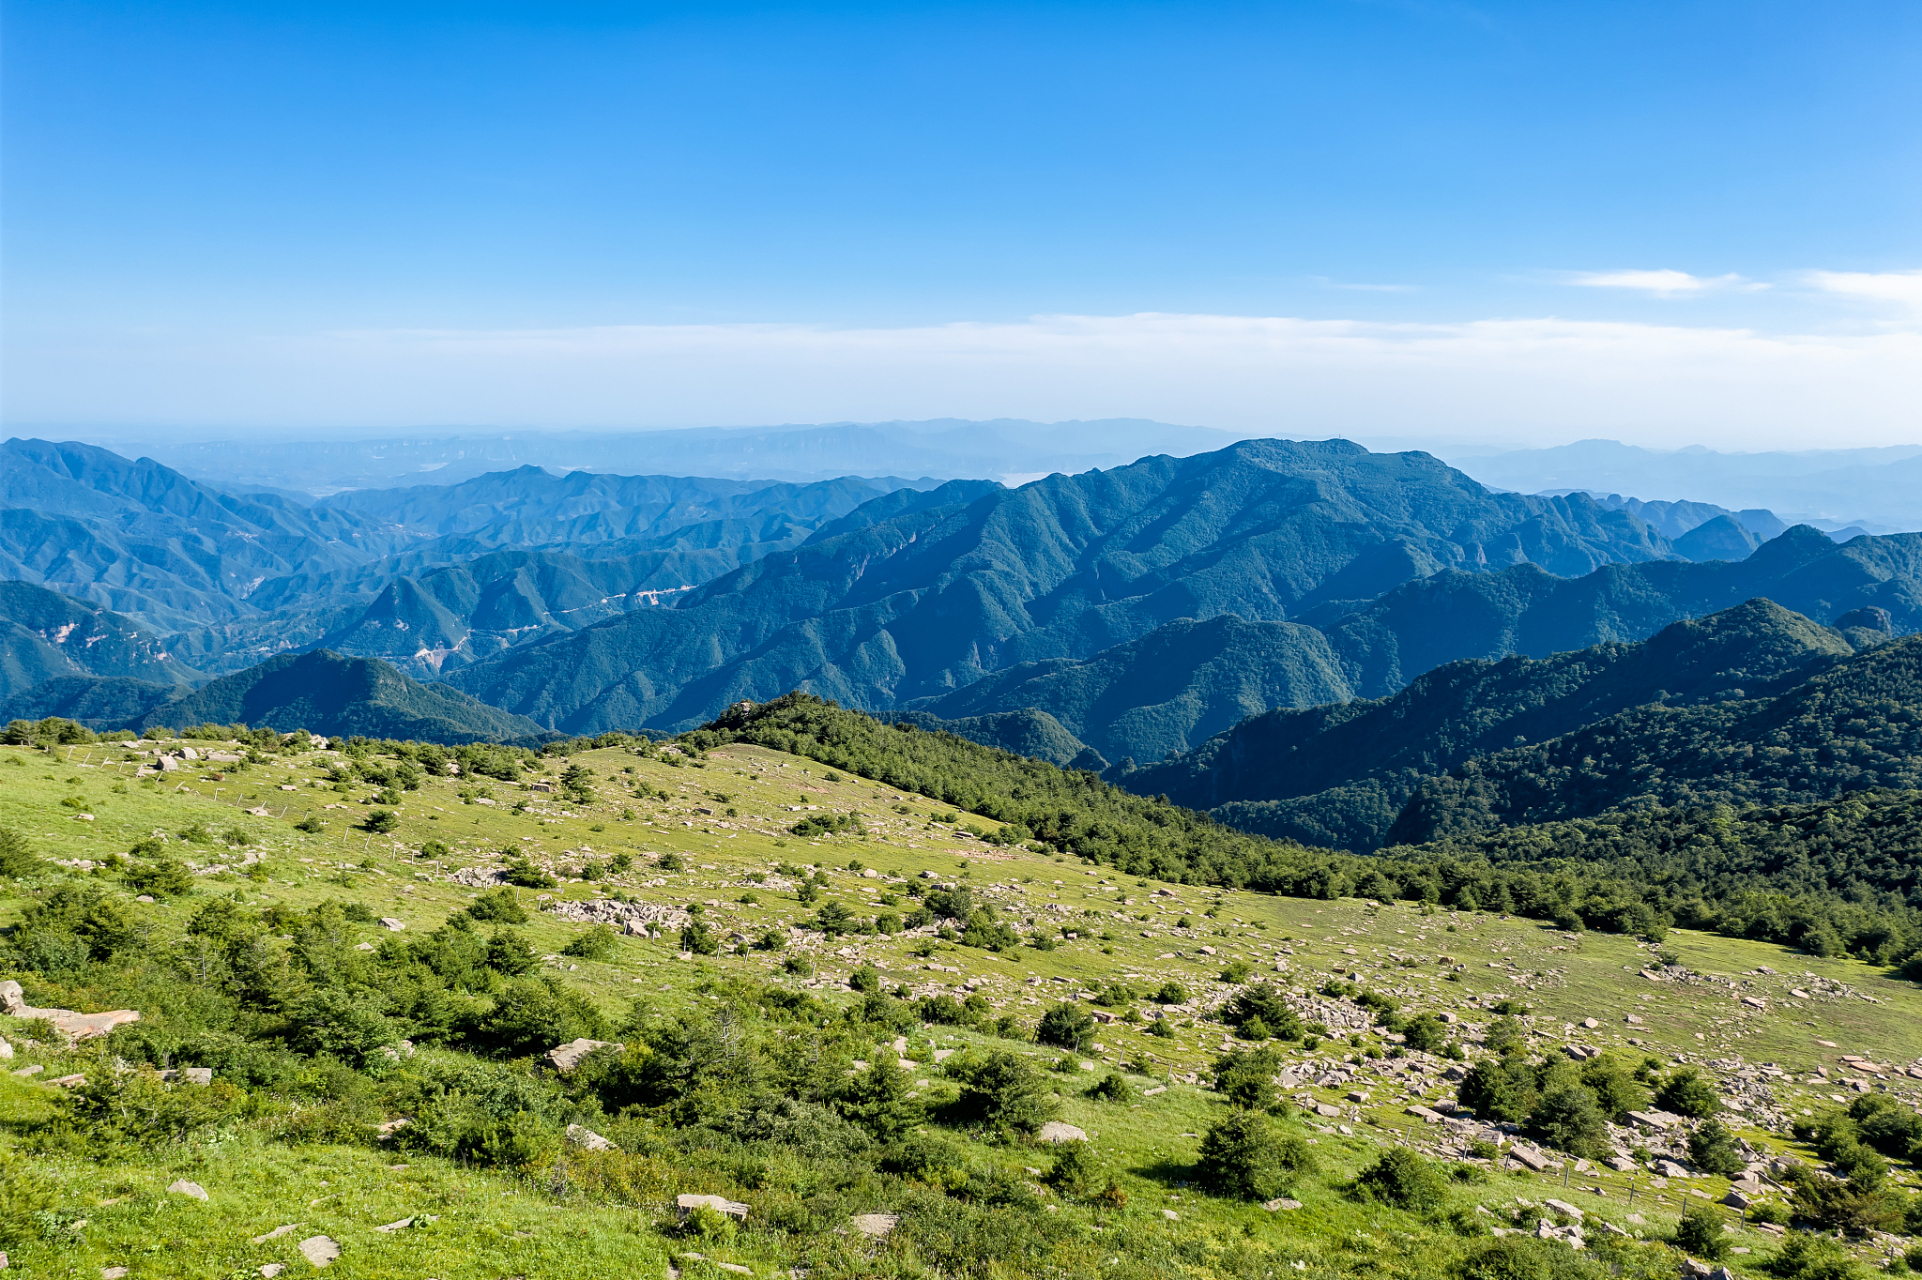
[886,707,1102,770]
[1128,599,1860,852]
[448,440,1682,733]
[0,438,403,630]
[132,649,552,744]
[0,579,200,699]
[907,614,1352,767]
[1388,629,1922,843]
[316,465,898,549]
[1310,524,1922,698]
[0,674,177,726]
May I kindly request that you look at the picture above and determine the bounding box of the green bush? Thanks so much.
[124,857,194,897]
[1656,1068,1720,1118]
[1771,1233,1863,1280]
[943,1049,1057,1133]
[466,888,529,924]
[1525,1084,1609,1158]
[1036,1002,1094,1051]
[1047,1140,1104,1198]
[560,924,618,961]
[1688,1118,1747,1178]
[1196,1110,1315,1200]
[1213,1044,1284,1111]
[362,808,399,833]
[1084,1072,1133,1103]
[0,826,39,879]
[1673,1204,1729,1261]
[1354,1147,1448,1212]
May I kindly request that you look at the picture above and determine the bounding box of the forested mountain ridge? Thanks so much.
[132,649,551,744]
[1311,524,1922,697]
[315,465,900,549]
[0,438,403,629]
[444,439,1686,732]
[1128,599,1874,852]
[905,614,1353,767]
[1389,629,1922,844]
[0,580,201,699]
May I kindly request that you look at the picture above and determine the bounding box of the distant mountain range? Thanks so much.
[4,648,549,745]
[439,439,1696,732]
[1441,438,1922,534]
[9,433,1922,810]
[80,418,1253,494]
[1122,598,1876,850]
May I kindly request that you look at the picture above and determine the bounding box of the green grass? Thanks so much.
[4,736,1919,1278]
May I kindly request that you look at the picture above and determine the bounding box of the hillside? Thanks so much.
[316,466,900,550]
[1312,525,1922,698]
[445,439,1681,733]
[905,615,1352,768]
[0,438,402,629]
[0,580,200,699]
[131,649,553,744]
[1128,600,1861,851]
[7,713,1922,1279]
[1389,631,1922,843]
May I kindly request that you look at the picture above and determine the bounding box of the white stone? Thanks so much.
[167,1179,208,1201]
[297,1235,340,1267]
[1037,1121,1088,1144]
[850,1212,900,1237]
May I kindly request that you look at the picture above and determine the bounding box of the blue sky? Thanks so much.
[4,1,1919,443]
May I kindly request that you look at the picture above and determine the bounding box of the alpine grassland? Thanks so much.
[4,706,1922,1279]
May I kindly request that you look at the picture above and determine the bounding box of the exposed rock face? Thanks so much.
[544,1038,621,1074]
[545,896,691,934]
[676,1193,750,1221]
[0,980,139,1040]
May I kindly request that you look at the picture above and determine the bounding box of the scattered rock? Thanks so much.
[377,917,406,931]
[565,1123,616,1151]
[1037,1122,1088,1144]
[545,1038,621,1074]
[1162,1209,1179,1220]
[297,1235,340,1267]
[1263,1198,1303,1211]
[677,1193,750,1221]
[251,1225,300,1244]
[0,980,140,1040]
[1509,1146,1553,1172]
[103,1268,130,1279]
[1543,1198,1583,1221]
[167,1179,209,1200]
[850,1213,900,1238]
[260,1266,286,1278]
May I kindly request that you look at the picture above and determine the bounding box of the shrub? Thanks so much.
[0,1152,57,1250]
[1401,1012,1448,1052]
[466,888,529,924]
[363,808,399,834]
[1213,1044,1284,1111]
[1354,1147,1447,1212]
[0,826,38,879]
[500,855,557,889]
[1224,984,1302,1040]
[1048,1140,1103,1198]
[560,924,618,961]
[288,987,399,1064]
[1770,1233,1863,1280]
[1657,1068,1721,1118]
[1526,1084,1609,1158]
[1674,1204,1729,1261]
[681,919,719,955]
[944,1050,1057,1133]
[1688,1118,1747,1178]
[1036,1002,1094,1051]
[1085,1072,1133,1103]
[1196,1110,1315,1200]
[1154,981,1187,1004]
[124,857,194,897]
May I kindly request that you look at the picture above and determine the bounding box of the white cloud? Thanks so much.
[1567,269,1760,296]
[4,311,1918,448]
[1805,269,1922,313]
